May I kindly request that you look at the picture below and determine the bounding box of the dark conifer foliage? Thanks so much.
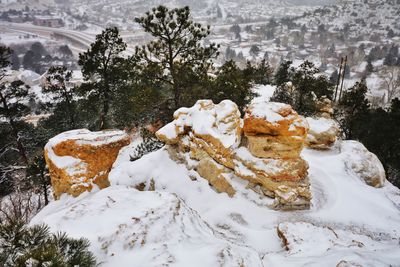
[43,66,76,128]
[79,27,127,130]
[272,61,334,115]
[134,5,219,111]
[0,220,96,267]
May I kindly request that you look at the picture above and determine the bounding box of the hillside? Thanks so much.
[296,0,400,37]
[30,86,400,266]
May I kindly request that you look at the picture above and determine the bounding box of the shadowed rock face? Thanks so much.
[341,141,386,188]
[44,129,130,199]
[156,99,311,210]
[305,117,340,150]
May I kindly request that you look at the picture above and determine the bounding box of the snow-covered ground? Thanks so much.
[31,139,400,266]
[31,86,400,266]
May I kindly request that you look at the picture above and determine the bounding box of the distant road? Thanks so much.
[0,22,137,55]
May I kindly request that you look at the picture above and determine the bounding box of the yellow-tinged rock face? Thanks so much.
[305,117,340,150]
[156,99,242,151]
[156,100,312,210]
[245,135,305,159]
[196,156,236,197]
[44,129,130,199]
[243,102,309,137]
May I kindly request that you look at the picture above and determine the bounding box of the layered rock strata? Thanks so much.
[156,99,311,210]
[44,129,130,199]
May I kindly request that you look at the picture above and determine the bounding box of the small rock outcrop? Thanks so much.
[315,96,334,119]
[341,141,386,187]
[44,129,130,199]
[306,117,340,150]
[243,101,308,158]
[156,99,311,210]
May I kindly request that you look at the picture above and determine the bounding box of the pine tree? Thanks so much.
[22,50,40,72]
[230,24,241,39]
[58,45,73,58]
[43,66,76,128]
[134,6,219,111]
[274,60,293,86]
[78,27,127,130]
[30,42,47,56]
[243,59,273,85]
[330,69,339,84]
[209,60,255,113]
[292,61,334,114]
[130,128,164,161]
[1,47,31,166]
[272,60,334,115]
[249,45,260,58]
[337,80,370,139]
[0,220,96,266]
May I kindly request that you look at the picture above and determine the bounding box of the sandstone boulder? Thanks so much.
[244,101,308,137]
[233,147,310,209]
[315,96,334,119]
[306,117,340,150]
[243,101,308,158]
[341,141,386,188]
[44,129,130,199]
[245,135,305,158]
[156,99,241,167]
[156,100,311,210]
[234,147,308,183]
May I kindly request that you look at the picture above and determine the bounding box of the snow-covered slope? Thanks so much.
[31,187,262,266]
[296,0,400,37]
[31,86,400,266]
[31,138,400,266]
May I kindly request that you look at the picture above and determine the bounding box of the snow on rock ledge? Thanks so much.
[156,99,242,150]
[305,117,339,150]
[44,129,130,199]
[156,100,311,210]
[341,141,386,187]
[243,101,309,158]
[276,221,399,266]
[30,187,263,267]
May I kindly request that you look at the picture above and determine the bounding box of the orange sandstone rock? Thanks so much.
[156,99,242,168]
[156,100,311,210]
[243,102,308,137]
[196,156,236,197]
[44,129,130,199]
[243,101,309,159]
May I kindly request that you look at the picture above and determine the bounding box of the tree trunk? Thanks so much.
[100,85,110,130]
[168,42,180,109]
[42,178,49,206]
[63,90,75,128]
[9,119,29,165]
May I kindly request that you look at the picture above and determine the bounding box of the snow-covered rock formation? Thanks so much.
[35,86,400,266]
[305,117,340,150]
[33,137,400,266]
[156,99,311,210]
[44,129,130,199]
[341,140,386,188]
